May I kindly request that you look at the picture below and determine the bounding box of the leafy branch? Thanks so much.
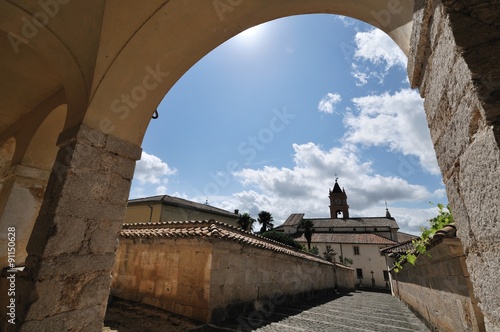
[394,203,453,272]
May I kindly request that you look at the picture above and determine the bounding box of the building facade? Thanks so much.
[125,195,240,227]
[276,180,415,288]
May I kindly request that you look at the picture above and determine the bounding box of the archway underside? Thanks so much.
[0,0,499,330]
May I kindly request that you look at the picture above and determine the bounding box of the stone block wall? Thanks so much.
[391,238,484,331]
[111,237,213,322]
[208,240,353,322]
[111,224,355,323]
[408,1,500,329]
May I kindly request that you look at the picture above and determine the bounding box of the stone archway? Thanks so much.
[0,1,498,330]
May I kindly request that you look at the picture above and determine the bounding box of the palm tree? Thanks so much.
[237,213,255,232]
[258,211,274,233]
[299,219,315,249]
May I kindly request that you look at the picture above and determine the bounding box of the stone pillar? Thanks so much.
[408,1,499,330]
[0,165,49,328]
[13,125,141,331]
[0,165,50,266]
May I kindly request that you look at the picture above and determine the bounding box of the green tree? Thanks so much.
[261,230,302,249]
[257,210,274,233]
[338,256,353,266]
[302,245,319,255]
[299,219,315,249]
[237,212,255,232]
[394,203,453,272]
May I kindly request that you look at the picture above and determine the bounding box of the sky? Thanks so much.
[129,14,447,235]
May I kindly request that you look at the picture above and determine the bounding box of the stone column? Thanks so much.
[409,1,499,330]
[14,124,141,331]
[0,165,50,266]
[0,165,49,328]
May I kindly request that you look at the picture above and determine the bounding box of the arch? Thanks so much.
[85,0,415,145]
[0,137,16,212]
[0,137,15,179]
[0,1,105,131]
[22,104,67,171]
[0,102,67,269]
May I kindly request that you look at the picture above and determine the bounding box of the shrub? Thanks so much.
[261,231,302,249]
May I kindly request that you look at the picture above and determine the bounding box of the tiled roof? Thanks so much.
[282,213,305,227]
[306,217,399,229]
[127,195,237,218]
[397,231,418,244]
[381,223,457,255]
[120,220,335,266]
[380,239,414,254]
[294,232,398,245]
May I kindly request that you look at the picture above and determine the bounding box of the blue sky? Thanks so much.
[130,14,447,235]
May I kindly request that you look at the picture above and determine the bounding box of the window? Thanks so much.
[353,228,357,231]
[383,271,389,281]
[356,268,363,279]
[374,227,378,231]
[326,245,331,251]
[353,246,360,255]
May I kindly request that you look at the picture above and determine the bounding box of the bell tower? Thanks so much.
[329,179,349,219]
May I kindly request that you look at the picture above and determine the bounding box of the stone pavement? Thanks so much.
[194,291,430,332]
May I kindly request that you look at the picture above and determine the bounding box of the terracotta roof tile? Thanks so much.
[294,232,398,245]
[308,217,399,229]
[120,220,335,266]
[282,214,305,227]
[381,223,457,255]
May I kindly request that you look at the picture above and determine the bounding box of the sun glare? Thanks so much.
[235,24,265,44]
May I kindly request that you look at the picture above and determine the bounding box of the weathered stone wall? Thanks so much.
[391,238,485,331]
[408,1,500,329]
[111,234,355,323]
[209,240,354,322]
[112,237,213,322]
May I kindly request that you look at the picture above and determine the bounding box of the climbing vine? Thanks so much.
[394,203,453,272]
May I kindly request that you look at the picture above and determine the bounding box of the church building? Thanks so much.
[275,180,415,288]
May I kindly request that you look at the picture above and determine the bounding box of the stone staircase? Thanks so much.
[195,291,430,332]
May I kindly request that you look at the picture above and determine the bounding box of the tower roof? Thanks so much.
[331,180,343,193]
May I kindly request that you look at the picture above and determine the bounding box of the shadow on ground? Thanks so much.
[191,291,352,332]
[103,297,202,332]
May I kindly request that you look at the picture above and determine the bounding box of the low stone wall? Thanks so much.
[111,221,355,322]
[391,238,485,331]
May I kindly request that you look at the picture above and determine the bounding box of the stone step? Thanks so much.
[196,291,430,332]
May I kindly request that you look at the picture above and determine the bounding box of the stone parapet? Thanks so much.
[391,238,485,332]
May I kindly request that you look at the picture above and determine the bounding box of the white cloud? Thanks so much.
[133,151,177,184]
[343,89,440,175]
[231,142,435,230]
[354,29,406,69]
[318,93,342,114]
[351,28,407,85]
[335,15,358,28]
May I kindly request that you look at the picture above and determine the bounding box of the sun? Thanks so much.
[235,24,265,44]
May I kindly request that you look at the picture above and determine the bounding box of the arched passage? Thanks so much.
[6,1,499,330]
